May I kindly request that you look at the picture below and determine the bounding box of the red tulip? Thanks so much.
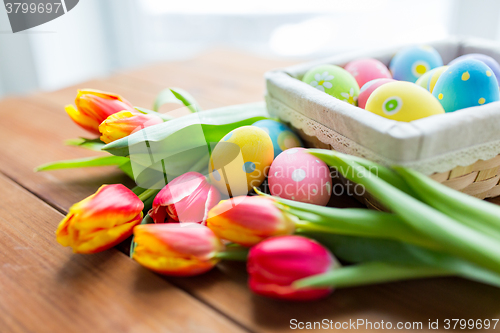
[247,235,337,301]
[149,172,221,224]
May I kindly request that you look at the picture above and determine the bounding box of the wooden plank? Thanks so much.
[0,173,246,333]
[2,50,500,332]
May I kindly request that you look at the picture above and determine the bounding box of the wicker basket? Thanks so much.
[265,38,500,200]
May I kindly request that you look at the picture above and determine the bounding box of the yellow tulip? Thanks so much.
[99,110,163,144]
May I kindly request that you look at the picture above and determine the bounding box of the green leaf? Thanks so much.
[102,103,269,181]
[153,87,201,113]
[65,137,105,152]
[299,232,500,288]
[311,150,500,276]
[134,107,174,121]
[35,155,130,171]
[394,166,500,240]
[293,262,450,289]
[117,160,135,179]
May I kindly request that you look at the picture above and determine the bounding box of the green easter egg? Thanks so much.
[302,65,360,105]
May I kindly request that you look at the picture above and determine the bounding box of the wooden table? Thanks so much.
[1,49,500,333]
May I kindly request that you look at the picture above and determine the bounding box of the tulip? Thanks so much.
[132,223,224,276]
[149,172,221,224]
[99,110,163,144]
[65,89,135,135]
[206,196,295,246]
[247,235,337,301]
[56,184,143,254]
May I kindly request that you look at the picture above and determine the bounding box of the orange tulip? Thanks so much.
[56,184,143,254]
[206,196,296,246]
[99,110,163,144]
[65,89,135,135]
[133,223,224,276]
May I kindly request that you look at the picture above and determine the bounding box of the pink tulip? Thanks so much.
[247,235,337,301]
[206,196,295,246]
[149,172,221,224]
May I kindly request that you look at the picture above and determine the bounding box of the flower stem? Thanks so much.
[215,248,249,261]
[293,262,451,289]
[138,188,159,202]
[311,151,500,276]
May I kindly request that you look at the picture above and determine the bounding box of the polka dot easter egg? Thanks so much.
[449,53,500,85]
[344,58,392,89]
[389,45,443,82]
[302,64,360,105]
[209,126,274,197]
[432,59,500,113]
[365,81,445,122]
[268,148,332,206]
[358,78,395,109]
[252,119,303,158]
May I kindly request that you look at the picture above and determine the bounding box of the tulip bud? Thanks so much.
[99,110,163,144]
[150,172,221,224]
[206,196,295,246]
[65,89,135,135]
[247,235,337,301]
[133,223,224,276]
[56,184,144,254]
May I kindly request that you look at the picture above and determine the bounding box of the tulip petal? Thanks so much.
[55,184,144,254]
[133,223,223,276]
[72,213,143,254]
[247,236,335,301]
[150,172,220,224]
[65,104,101,135]
[206,196,295,246]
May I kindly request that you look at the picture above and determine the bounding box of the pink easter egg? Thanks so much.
[268,148,332,206]
[357,78,396,109]
[345,58,392,89]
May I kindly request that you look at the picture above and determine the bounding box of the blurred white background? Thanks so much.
[0,0,500,98]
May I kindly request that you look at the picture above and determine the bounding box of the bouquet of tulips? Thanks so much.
[39,88,500,301]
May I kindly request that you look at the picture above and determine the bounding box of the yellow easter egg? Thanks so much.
[209,126,274,196]
[365,81,445,122]
[428,66,449,93]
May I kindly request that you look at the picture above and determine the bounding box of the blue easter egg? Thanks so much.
[449,53,500,85]
[432,59,500,113]
[390,45,443,82]
[252,120,303,158]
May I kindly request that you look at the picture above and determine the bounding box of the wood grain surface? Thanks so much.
[1,48,500,333]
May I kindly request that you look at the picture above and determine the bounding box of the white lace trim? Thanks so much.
[267,96,500,175]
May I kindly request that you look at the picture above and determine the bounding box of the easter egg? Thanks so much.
[252,119,303,158]
[389,45,443,82]
[432,59,500,113]
[427,66,449,93]
[365,81,445,122]
[449,53,500,85]
[268,148,332,206]
[415,66,449,92]
[302,64,360,105]
[358,78,395,109]
[209,126,274,197]
[344,58,392,88]
[415,70,433,89]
